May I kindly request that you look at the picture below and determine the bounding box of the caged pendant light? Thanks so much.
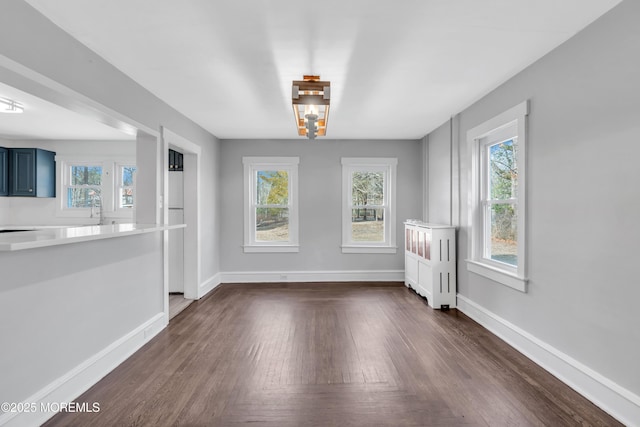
[292,75,330,139]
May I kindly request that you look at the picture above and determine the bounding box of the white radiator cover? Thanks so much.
[404,220,457,309]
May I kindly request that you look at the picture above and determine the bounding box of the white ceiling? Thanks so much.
[15,0,623,140]
[0,81,134,140]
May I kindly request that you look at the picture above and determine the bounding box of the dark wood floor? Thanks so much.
[45,282,621,426]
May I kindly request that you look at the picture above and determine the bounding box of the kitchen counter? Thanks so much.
[0,223,186,251]
[0,225,76,231]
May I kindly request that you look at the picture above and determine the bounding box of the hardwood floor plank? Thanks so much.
[169,293,193,320]
[43,282,622,427]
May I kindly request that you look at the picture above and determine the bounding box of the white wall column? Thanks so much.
[136,131,162,224]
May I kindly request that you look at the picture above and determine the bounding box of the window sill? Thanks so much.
[243,245,299,253]
[341,245,397,254]
[466,259,528,292]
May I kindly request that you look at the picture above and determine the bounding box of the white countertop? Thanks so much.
[0,225,76,230]
[0,223,186,251]
[404,220,456,229]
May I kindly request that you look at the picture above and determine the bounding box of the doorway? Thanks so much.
[162,128,201,321]
[167,148,189,318]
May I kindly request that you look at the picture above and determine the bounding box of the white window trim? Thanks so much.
[56,156,136,220]
[466,101,528,292]
[242,156,299,253]
[341,157,398,254]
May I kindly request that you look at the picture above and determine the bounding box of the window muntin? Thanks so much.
[243,157,299,252]
[342,158,397,253]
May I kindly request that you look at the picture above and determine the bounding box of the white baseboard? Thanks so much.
[0,313,166,427]
[456,295,640,427]
[220,269,404,283]
[198,272,222,298]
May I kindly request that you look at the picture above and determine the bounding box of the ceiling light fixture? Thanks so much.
[292,75,330,139]
[0,97,24,114]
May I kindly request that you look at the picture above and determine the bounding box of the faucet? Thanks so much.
[90,192,104,225]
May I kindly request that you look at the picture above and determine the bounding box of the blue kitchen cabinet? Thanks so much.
[0,147,7,196]
[8,148,56,197]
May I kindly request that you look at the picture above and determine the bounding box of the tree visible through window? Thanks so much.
[243,157,299,252]
[351,171,384,242]
[467,100,528,291]
[341,158,397,253]
[67,165,102,208]
[256,170,289,242]
[119,166,136,209]
[486,139,518,266]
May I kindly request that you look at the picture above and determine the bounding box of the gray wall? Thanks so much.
[425,121,453,225]
[201,136,222,279]
[427,0,640,397]
[0,233,163,407]
[220,139,423,273]
[0,0,222,282]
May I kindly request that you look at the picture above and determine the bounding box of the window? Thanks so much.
[117,165,136,210]
[467,101,528,291]
[57,158,136,220]
[341,158,397,253]
[243,157,299,252]
[65,164,103,209]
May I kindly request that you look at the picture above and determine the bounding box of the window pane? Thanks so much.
[488,204,517,266]
[352,172,383,205]
[120,188,134,208]
[122,166,136,186]
[257,171,288,205]
[351,208,384,242]
[120,166,136,208]
[256,207,289,241]
[71,166,102,186]
[67,188,101,208]
[489,139,517,200]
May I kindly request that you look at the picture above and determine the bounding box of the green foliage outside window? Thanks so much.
[488,139,517,265]
[256,171,289,240]
[257,171,288,205]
